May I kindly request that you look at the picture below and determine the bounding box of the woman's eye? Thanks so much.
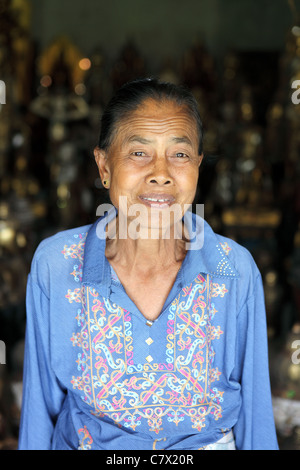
[131,151,146,157]
[175,152,188,158]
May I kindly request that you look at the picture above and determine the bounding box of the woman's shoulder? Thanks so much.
[34,224,91,258]
[200,217,259,278]
[211,230,262,295]
[29,224,92,284]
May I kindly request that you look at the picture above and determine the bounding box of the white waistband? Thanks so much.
[200,430,236,450]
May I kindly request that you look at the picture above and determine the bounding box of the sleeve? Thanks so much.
[233,274,279,450]
[18,273,66,450]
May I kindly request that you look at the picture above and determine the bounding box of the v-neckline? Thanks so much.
[108,260,184,324]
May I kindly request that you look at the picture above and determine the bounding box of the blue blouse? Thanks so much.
[18,211,278,450]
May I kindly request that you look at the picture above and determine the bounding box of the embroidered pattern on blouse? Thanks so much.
[62,232,87,262]
[65,233,228,435]
[214,243,235,277]
[77,425,93,450]
[70,264,83,282]
[62,232,86,296]
[220,242,232,256]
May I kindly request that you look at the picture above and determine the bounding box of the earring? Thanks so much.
[103,180,109,187]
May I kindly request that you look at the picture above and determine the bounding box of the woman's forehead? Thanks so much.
[115,99,199,140]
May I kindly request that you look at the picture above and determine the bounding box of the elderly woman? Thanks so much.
[18,78,278,450]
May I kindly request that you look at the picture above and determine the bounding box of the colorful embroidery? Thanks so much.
[66,287,84,303]
[211,283,229,298]
[220,242,232,256]
[68,282,226,434]
[78,425,93,450]
[65,233,228,436]
[70,264,82,282]
[62,232,87,261]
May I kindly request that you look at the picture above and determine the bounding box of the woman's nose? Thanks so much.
[146,157,173,185]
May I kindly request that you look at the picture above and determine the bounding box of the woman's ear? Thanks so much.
[198,153,204,167]
[94,147,111,186]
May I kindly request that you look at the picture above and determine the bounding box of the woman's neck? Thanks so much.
[105,219,186,270]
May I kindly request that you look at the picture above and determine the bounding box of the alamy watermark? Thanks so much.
[0,340,6,364]
[0,80,6,105]
[291,340,300,365]
[291,80,300,104]
[96,198,204,250]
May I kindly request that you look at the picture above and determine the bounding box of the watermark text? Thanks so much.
[0,80,6,105]
[291,340,300,365]
[96,198,204,250]
[0,340,6,364]
[291,79,300,104]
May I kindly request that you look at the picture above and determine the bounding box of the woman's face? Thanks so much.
[95,98,203,238]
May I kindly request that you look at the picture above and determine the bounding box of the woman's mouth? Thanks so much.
[139,194,175,208]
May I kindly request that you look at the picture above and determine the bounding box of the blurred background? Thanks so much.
[0,0,300,450]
